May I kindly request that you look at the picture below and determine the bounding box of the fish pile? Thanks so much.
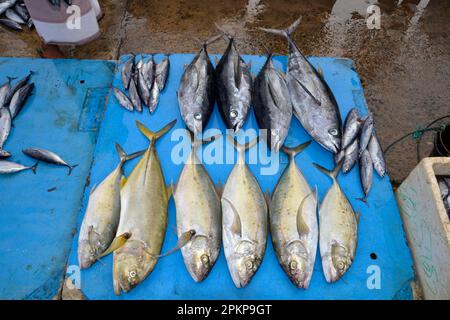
[0,0,33,31]
[113,55,170,114]
[437,176,450,218]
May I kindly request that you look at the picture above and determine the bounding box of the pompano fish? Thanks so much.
[121,54,135,90]
[113,87,134,112]
[0,107,12,158]
[360,149,373,198]
[113,119,176,295]
[368,132,386,178]
[78,143,145,269]
[359,114,374,156]
[0,160,38,174]
[178,36,220,135]
[214,34,252,132]
[149,56,170,113]
[8,82,34,119]
[313,162,358,283]
[342,138,359,173]
[342,108,363,150]
[0,18,22,31]
[22,147,78,175]
[6,8,25,24]
[222,136,268,288]
[173,132,221,282]
[5,71,33,106]
[270,141,318,288]
[261,17,342,154]
[253,54,292,152]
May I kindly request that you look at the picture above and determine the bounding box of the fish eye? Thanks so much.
[201,254,210,265]
[194,112,202,121]
[329,128,338,136]
[190,230,196,235]
[289,260,298,270]
[337,261,345,271]
[129,270,137,278]
[230,110,238,119]
[245,260,253,270]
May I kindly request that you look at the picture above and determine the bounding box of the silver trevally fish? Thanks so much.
[173,132,222,282]
[253,54,292,153]
[222,136,268,288]
[0,160,38,174]
[270,141,318,288]
[78,143,145,269]
[0,107,12,158]
[313,162,358,283]
[113,119,176,295]
[22,147,78,175]
[261,17,342,154]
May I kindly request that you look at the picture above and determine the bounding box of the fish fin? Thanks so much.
[68,164,79,176]
[222,197,242,238]
[98,232,131,258]
[171,182,177,197]
[356,197,369,207]
[120,176,127,189]
[215,180,223,197]
[282,140,312,159]
[204,34,222,47]
[115,142,127,162]
[226,134,258,154]
[166,184,172,201]
[31,161,39,174]
[296,193,313,237]
[89,183,98,195]
[292,76,322,106]
[259,16,302,38]
[157,230,196,258]
[265,190,271,208]
[135,119,177,143]
[313,162,342,181]
[355,211,360,224]
[214,56,220,66]
[317,64,324,79]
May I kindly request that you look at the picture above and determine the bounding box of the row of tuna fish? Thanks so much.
[113,55,170,114]
[78,119,358,293]
[0,0,33,31]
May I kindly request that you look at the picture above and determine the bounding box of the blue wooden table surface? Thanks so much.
[0,58,116,299]
[63,54,415,300]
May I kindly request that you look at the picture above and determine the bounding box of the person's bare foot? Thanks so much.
[37,44,65,59]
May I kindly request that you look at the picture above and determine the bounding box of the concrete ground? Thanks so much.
[0,0,449,183]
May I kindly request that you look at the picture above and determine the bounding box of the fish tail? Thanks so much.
[204,34,222,48]
[135,119,177,143]
[31,161,39,175]
[227,134,258,154]
[115,143,145,164]
[260,16,302,39]
[6,76,16,83]
[313,161,342,180]
[282,140,312,159]
[214,23,233,41]
[67,164,79,176]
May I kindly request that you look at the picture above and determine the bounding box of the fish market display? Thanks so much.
[437,176,450,217]
[173,132,221,282]
[22,147,78,175]
[0,1,33,31]
[270,141,318,288]
[261,17,342,154]
[78,144,145,269]
[113,120,176,295]
[253,54,292,152]
[0,159,38,174]
[313,163,358,283]
[214,33,252,132]
[178,36,220,135]
[0,107,11,158]
[222,136,268,288]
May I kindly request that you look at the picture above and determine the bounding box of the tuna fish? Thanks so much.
[222,136,268,288]
[113,87,134,112]
[173,132,222,282]
[128,78,142,112]
[342,108,363,150]
[214,35,252,132]
[5,8,25,25]
[8,82,34,119]
[0,0,17,16]
[0,18,22,31]
[260,17,342,154]
[270,141,318,288]
[178,36,220,135]
[253,54,292,152]
[148,56,170,113]
[0,160,38,174]
[313,162,358,283]
[368,132,387,178]
[359,149,373,198]
[4,71,33,106]
[0,107,12,158]
[22,147,78,175]
[121,55,135,90]
[359,114,374,157]
[113,119,176,295]
[0,79,12,108]
[342,138,359,173]
[13,4,30,23]
[78,143,145,269]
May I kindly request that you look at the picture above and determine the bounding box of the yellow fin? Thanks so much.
[157,230,196,258]
[317,64,324,79]
[120,176,127,189]
[98,232,131,258]
[166,184,172,201]
[223,197,242,238]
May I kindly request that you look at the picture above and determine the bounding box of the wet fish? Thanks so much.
[261,17,342,154]
[113,87,134,112]
[4,71,33,106]
[173,133,221,282]
[22,147,78,175]
[113,119,176,295]
[142,56,155,91]
[253,54,292,152]
[0,79,12,108]
[5,8,25,24]
[78,143,145,269]
[214,35,252,132]
[0,107,12,158]
[0,18,22,31]
[0,0,17,16]
[148,56,170,113]
[359,114,374,156]
[270,141,318,288]
[13,4,30,23]
[137,62,152,107]
[334,149,344,165]
[222,136,268,288]
[360,149,373,198]
[121,55,135,90]
[342,138,359,173]
[368,132,387,178]
[0,160,38,174]
[8,82,34,119]
[342,108,363,150]
[178,36,219,135]
[313,162,358,283]
[128,78,142,112]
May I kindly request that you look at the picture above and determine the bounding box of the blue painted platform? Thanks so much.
[64,54,414,300]
[0,58,116,299]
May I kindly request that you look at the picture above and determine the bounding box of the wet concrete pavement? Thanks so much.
[0,0,449,183]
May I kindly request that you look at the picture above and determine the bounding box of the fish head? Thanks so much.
[323,127,341,154]
[323,242,353,282]
[113,240,155,295]
[227,107,246,132]
[78,240,100,269]
[185,235,215,282]
[284,241,312,288]
[183,107,206,135]
[230,240,260,288]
